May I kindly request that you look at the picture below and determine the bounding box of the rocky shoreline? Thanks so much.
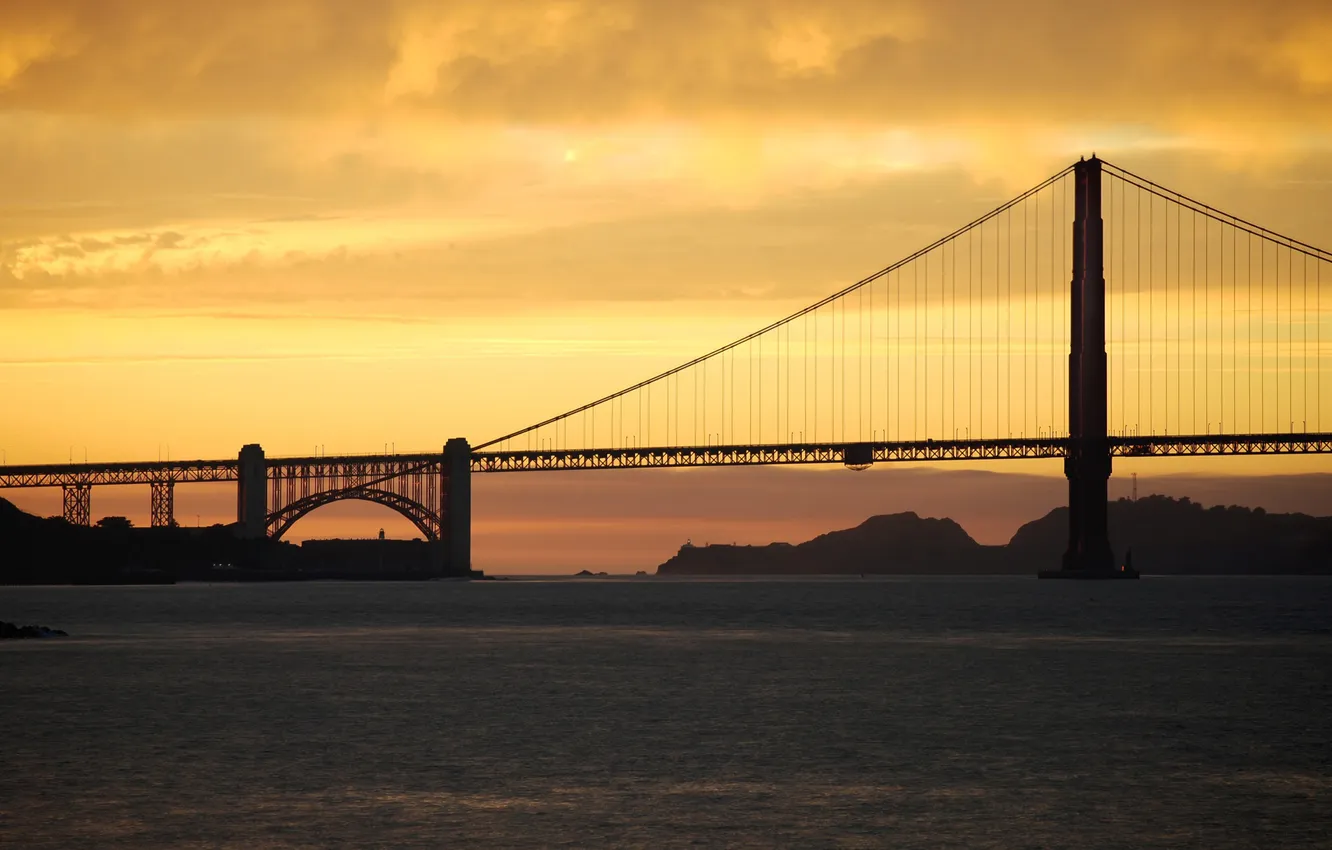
[1,621,68,639]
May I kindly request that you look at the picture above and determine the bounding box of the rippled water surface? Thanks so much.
[2,577,1330,848]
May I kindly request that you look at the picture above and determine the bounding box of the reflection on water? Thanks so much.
[2,577,1329,848]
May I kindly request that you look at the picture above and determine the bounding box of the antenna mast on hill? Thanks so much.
[1132,473,1138,502]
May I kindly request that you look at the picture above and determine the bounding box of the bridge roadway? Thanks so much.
[1,432,1329,487]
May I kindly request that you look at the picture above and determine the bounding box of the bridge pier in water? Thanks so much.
[1043,157,1132,580]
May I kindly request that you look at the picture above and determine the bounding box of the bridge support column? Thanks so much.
[237,443,267,539]
[150,481,175,528]
[1044,157,1130,579]
[442,437,472,576]
[62,483,91,526]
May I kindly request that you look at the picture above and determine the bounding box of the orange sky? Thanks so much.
[3,0,1332,570]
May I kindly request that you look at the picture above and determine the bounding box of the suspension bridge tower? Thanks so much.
[1043,156,1133,579]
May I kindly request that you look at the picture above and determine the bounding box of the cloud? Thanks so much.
[392,0,1332,131]
[0,162,1026,309]
[0,0,1327,132]
[3,147,1330,315]
[0,0,392,113]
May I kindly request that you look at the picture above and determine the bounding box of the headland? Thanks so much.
[657,496,1332,576]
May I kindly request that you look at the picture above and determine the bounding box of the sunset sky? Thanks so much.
[3,0,1332,570]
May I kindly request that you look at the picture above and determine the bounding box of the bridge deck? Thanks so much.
[468,433,1332,472]
[0,454,439,488]
[3,434,1327,487]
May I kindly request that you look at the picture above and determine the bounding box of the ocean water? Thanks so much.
[1,577,1329,848]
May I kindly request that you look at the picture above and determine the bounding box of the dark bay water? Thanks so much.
[2,577,1330,848]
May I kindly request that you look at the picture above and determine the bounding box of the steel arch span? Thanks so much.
[266,489,442,542]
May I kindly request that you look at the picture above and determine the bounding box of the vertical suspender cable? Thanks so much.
[840,294,846,442]
[1248,232,1253,433]
[1121,178,1127,432]
[1106,176,1112,431]
[1123,177,1128,433]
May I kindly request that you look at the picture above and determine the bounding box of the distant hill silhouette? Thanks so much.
[658,496,1332,575]
[1008,495,1332,575]
[660,513,1007,575]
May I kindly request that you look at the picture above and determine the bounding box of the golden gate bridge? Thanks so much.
[3,158,1330,577]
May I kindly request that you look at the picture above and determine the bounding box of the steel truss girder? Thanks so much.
[0,453,443,489]
[62,484,91,526]
[0,460,237,488]
[1110,433,1332,458]
[470,433,1332,472]
[469,438,1068,472]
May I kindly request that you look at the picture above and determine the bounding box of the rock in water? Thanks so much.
[0,620,68,639]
